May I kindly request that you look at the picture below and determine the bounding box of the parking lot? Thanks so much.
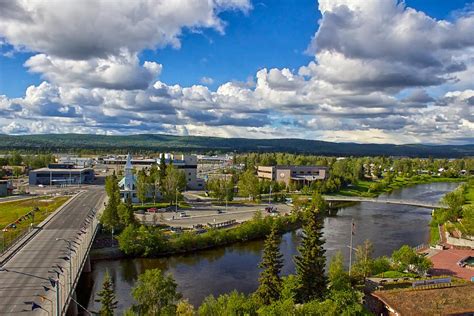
[136,202,292,228]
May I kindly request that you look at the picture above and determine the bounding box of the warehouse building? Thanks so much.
[29,164,94,185]
[257,165,329,186]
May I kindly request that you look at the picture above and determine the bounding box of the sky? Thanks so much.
[0,0,473,144]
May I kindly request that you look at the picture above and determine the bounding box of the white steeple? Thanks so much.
[125,153,132,172]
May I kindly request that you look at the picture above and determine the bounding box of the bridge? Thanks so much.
[0,186,106,315]
[322,195,448,209]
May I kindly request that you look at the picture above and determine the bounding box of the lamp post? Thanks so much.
[0,267,59,316]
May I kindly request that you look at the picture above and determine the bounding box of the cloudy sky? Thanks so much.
[0,0,473,144]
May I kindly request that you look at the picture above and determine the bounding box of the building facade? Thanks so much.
[163,154,205,190]
[118,153,139,203]
[0,180,13,196]
[29,165,94,185]
[257,165,329,186]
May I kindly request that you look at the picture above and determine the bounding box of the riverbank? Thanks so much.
[93,212,303,261]
[336,176,464,198]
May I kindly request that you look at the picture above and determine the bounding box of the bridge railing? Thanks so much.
[46,207,99,316]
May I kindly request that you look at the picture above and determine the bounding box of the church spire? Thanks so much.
[125,153,132,171]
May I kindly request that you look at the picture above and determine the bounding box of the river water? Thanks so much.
[82,182,459,311]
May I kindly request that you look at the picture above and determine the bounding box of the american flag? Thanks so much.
[351,220,355,235]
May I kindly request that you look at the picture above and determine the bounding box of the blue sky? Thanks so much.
[0,0,473,143]
[2,0,468,97]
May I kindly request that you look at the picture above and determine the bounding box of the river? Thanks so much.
[80,182,459,312]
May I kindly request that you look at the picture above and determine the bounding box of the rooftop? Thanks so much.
[32,167,93,172]
[373,284,474,316]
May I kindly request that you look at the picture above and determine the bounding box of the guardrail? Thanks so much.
[53,207,100,316]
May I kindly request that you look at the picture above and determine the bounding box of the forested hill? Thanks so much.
[0,133,473,157]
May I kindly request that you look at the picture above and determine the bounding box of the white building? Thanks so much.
[159,153,205,190]
[118,153,138,203]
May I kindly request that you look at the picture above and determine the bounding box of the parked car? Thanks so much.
[147,207,158,213]
[216,209,224,214]
[180,212,189,218]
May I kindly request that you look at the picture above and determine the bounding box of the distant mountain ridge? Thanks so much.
[0,133,473,157]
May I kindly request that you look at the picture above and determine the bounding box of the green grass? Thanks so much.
[0,196,70,252]
[430,225,441,245]
[374,271,418,278]
[465,184,474,204]
[133,201,191,210]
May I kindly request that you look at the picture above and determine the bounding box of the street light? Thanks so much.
[0,267,60,316]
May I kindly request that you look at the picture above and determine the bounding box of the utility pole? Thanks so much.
[175,187,178,214]
[269,185,272,205]
[349,218,354,276]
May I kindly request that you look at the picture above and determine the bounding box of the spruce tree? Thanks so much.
[96,270,117,316]
[294,204,327,302]
[255,223,284,305]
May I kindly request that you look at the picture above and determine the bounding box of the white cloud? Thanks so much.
[200,77,215,85]
[0,0,473,144]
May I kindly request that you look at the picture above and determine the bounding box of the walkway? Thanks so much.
[323,195,447,209]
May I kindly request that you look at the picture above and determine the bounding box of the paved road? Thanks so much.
[138,203,292,228]
[0,186,105,315]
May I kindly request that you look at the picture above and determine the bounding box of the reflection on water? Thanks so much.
[81,182,459,311]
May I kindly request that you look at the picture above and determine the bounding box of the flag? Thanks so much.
[351,221,356,235]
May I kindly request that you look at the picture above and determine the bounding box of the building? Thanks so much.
[257,165,329,186]
[161,153,205,190]
[58,156,94,168]
[0,180,13,197]
[29,164,94,185]
[118,153,139,203]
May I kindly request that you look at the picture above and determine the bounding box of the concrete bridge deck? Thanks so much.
[322,195,447,209]
[0,186,105,315]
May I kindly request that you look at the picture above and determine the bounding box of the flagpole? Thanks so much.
[349,218,353,276]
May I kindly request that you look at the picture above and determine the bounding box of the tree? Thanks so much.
[136,169,148,205]
[176,299,195,316]
[391,245,432,275]
[149,164,161,204]
[101,174,121,231]
[159,154,167,187]
[162,165,186,205]
[294,206,327,303]
[351,239,374,280]
[238,169,260,201]
[328,251,351,291]
[117,196,137,227]
[96,270,117,316]
[131,269,182,315]
[309,191,328,214]
[255,224,284,305]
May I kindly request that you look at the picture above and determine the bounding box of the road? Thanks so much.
[0,186,105,315]
[138,202,292,228]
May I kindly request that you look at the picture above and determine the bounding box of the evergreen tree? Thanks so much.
[255,224,283,305]
[96,270,117,316]
[294,205,327,302]
[159,154,167,187]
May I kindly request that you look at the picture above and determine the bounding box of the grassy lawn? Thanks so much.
[430,225,440,245]
[0,196,70,252]
[465,184,474,204]
[133,201,191,210]
[375,271,418,279]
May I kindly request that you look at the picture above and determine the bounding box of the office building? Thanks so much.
[29,164,94,185]
[257,165,329,186]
